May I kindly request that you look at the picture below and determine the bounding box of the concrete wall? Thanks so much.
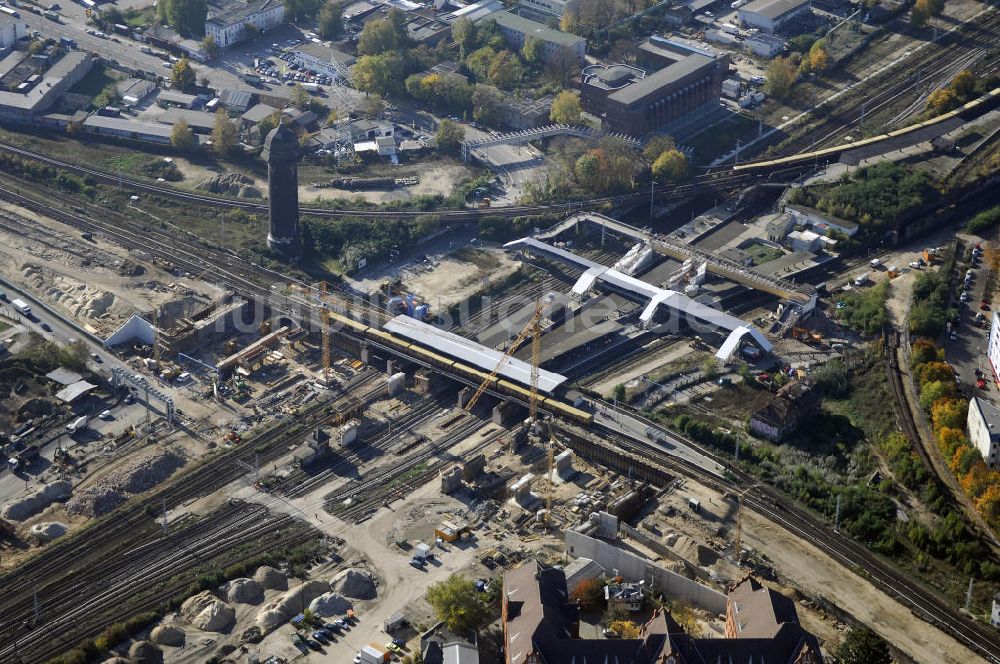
[565,529,726,614]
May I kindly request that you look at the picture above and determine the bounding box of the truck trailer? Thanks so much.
[66,416,88,434]
[11,298,31,316]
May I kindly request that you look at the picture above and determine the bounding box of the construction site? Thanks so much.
[3,171,996,664]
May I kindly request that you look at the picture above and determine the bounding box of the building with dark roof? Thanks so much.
[503,562,824,664]
[580,37,727,136]
[738,0,811,33]
[748,379,820,441]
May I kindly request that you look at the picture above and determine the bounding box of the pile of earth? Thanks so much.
[66,451,184,517]
[222,578,263,604]
[196,172,261,198]
[255,579,329,632]
[309,592,352,617]
[129,640,162,664]
[1,480,72,521]
[181,591,236,633]
[254,565,288,591]
[668,534,720,566]
[150,624,185,647]
[29,521,68,543]
[331,568,377,600]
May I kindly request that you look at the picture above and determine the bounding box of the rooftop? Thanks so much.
[83,115,176,139]
[242,102,277,123]
[159,106,219,130]
[293,41,356,66]
[582,63,644,90]
[971,397,1000,438]
[491,11,585,48]
[382,314,568,393]
[739,0,809,19]
[609,54,714,106]
[207,0,283,27]
[55,380,98,403]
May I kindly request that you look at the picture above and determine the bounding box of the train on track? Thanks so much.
[326,310,594,425]
[733,86,1000,172]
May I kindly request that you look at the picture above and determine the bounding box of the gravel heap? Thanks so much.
[128,640,163,664]
[196,172,261,198]
[309,592,352,617]
[253,566,287,591]
[1,481,72,521]
[255,608,287,632]
[274,580,330,617]
[29,522,68,543]
[331,568,377,600]
[223,578,263,604]
[66,451,184,517]
[181,591,236,633]
[150,625,185,647]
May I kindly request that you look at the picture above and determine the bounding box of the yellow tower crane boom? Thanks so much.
[464,299,543,414]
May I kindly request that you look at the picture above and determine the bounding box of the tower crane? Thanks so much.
[318,281,332,383]
[466,299,557,525]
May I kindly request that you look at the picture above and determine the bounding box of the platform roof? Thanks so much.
[55,380,97,403]
[382,315,568,393]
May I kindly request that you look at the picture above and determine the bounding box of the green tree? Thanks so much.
[452,16,477,59]
[171,119,196,151]
[521,36,542,63]
[951,69,976,97]
[549,90,582,124]
[652,148,687,181]
[575,152,600,189]
[911,0,929,26]
[352,53,404,96]
[317,0,344,39]
[201,35,219,60]
[212,108,238,156]
[172,57,197,92]
[284,0,323,20]
[426,574,489,633]
[808,39,829,71]
[612,383,626,403]
[157,0,207,37]
[642,134,676,162]
[465,46,497,82]
[435,119,465,155]
[258,109,283,140]
[472,84,502,126]
[487,50,522,90]
[765,55,799,98]
[357,8,410,55]
[290,83,311,109]
[831,627,892,664]
[93,81,121,108]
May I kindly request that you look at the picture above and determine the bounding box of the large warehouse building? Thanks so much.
[737,0,811,33]
[580,37,727,136]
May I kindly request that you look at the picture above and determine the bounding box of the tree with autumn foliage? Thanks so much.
[916,361,955,386]
[570,578,605,612]
[936,426,968,458]
[931,399,967,430]
[608,620,640,639]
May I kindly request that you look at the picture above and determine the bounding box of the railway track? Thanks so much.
[771,13,1000,157]
[585,401,1000,664]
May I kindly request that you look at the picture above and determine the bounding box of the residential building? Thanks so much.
[0,14,28,55]
[518,0,571,18]
[988,312,1000,387]
[967,396,1000,469]
[785,204,859,237]
[502,561,823,664]
[746,32,786,58]
[205,0,286,49]
[748,380,820,441]
[738,0,811,33]
[580,38,727,136]
[489,11,585,62]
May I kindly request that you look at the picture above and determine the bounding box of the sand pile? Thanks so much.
[273,580,330,617]
[255,608,287,632]
[128,640,162,664]
[150,625,185,647]
[331,568,377,600]
[181,592,235,633]
[1,481,72,521]
[30,522,68,543]
[196,172,261,198]
[22,265,121,321]
[309,592,352,617]
[223,578,263,604]
[254,566,287,591]
[66,451,184,517]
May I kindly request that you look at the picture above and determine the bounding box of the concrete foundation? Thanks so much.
[492,400,524,427]
[463,454,487,481]
[509,473,535,506]
[457,387,472,409]
[387,371,405,396]
[441,465,462,494]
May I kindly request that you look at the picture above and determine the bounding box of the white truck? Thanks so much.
[65,416,88,434]
[11,298,31,316]
[301,82,320,93]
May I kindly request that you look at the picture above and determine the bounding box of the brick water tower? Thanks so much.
[263,119,301,257]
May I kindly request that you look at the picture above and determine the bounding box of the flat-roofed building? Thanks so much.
[968,396,1000,469]
[581,38,727,135]
[518,0,570,18]
[490,11,585,62]
[738,0,811,33]
[205,0,286,49]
